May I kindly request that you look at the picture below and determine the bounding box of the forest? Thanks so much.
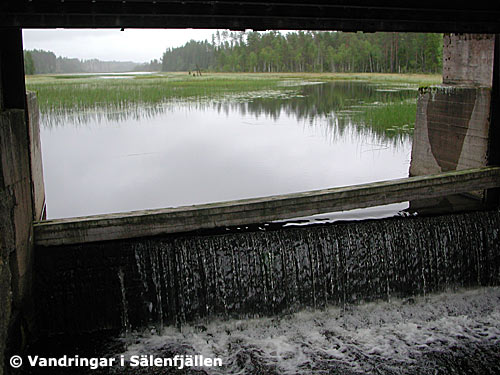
[161,31,443,74]
[24,31,443,75]
[23,49,139,75]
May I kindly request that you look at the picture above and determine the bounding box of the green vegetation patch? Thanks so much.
[353,100,416,135]
[26,73,293,113]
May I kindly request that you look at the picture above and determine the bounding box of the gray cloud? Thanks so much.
[23,28,215,63]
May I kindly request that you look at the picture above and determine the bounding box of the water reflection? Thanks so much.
[40,81,415,219]
[42,81,416,143]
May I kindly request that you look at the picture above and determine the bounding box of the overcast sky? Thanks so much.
[22,29,217,63]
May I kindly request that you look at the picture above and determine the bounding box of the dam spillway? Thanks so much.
[35,208,500,335]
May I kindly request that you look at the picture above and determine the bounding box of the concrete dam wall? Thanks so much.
[410,86,491,176]
[34,209,500,336]
[0,91,44,374]
[410,34,495,181]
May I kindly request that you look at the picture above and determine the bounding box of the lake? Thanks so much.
[36,77,417,219]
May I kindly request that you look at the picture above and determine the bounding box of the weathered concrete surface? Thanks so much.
[443,33,495,86]
[0,93,43,375]
[0,193,13,375]
[410,33,495,185]
[34,167,500,247]
[26,92,45,221]
[0,109,34,375]
[410,86,492,176]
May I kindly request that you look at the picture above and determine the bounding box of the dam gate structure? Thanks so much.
[1,2,500,375]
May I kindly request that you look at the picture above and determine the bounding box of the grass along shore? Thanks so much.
[26,72,441,113]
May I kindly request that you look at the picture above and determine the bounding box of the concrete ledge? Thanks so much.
[33,167,500,247]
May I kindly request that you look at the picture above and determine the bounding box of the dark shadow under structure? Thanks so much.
[1,1,500,33]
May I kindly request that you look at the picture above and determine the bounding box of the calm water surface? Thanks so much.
[40,81,416,219]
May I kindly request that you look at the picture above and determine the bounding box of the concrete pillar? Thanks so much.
[410,34,495,188]
[443,34,495,86]
[0,28,44,375]
[410,86,492,176]
[26,92,46,221]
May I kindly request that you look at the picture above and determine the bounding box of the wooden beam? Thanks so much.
[34,166,500,247]
[1,1,499,33]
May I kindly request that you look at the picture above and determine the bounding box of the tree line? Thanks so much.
[162,31,443,74]
[23,49,140,75]
[24,31,443,75]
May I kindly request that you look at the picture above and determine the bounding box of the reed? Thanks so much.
[26,73,287,112]
[26,72,440,113]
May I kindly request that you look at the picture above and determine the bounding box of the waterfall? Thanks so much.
[35,209,500,334]
[128,209,500,329]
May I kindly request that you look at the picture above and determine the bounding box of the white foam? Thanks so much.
[119,287,500,374]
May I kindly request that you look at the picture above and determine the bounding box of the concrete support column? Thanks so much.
[0,28,37,375]
[443,34,495,86]
[410,34,496,203]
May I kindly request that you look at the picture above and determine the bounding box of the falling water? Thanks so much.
[33,209,500,374]
[128,210,500,328]
[117,268,130,334]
